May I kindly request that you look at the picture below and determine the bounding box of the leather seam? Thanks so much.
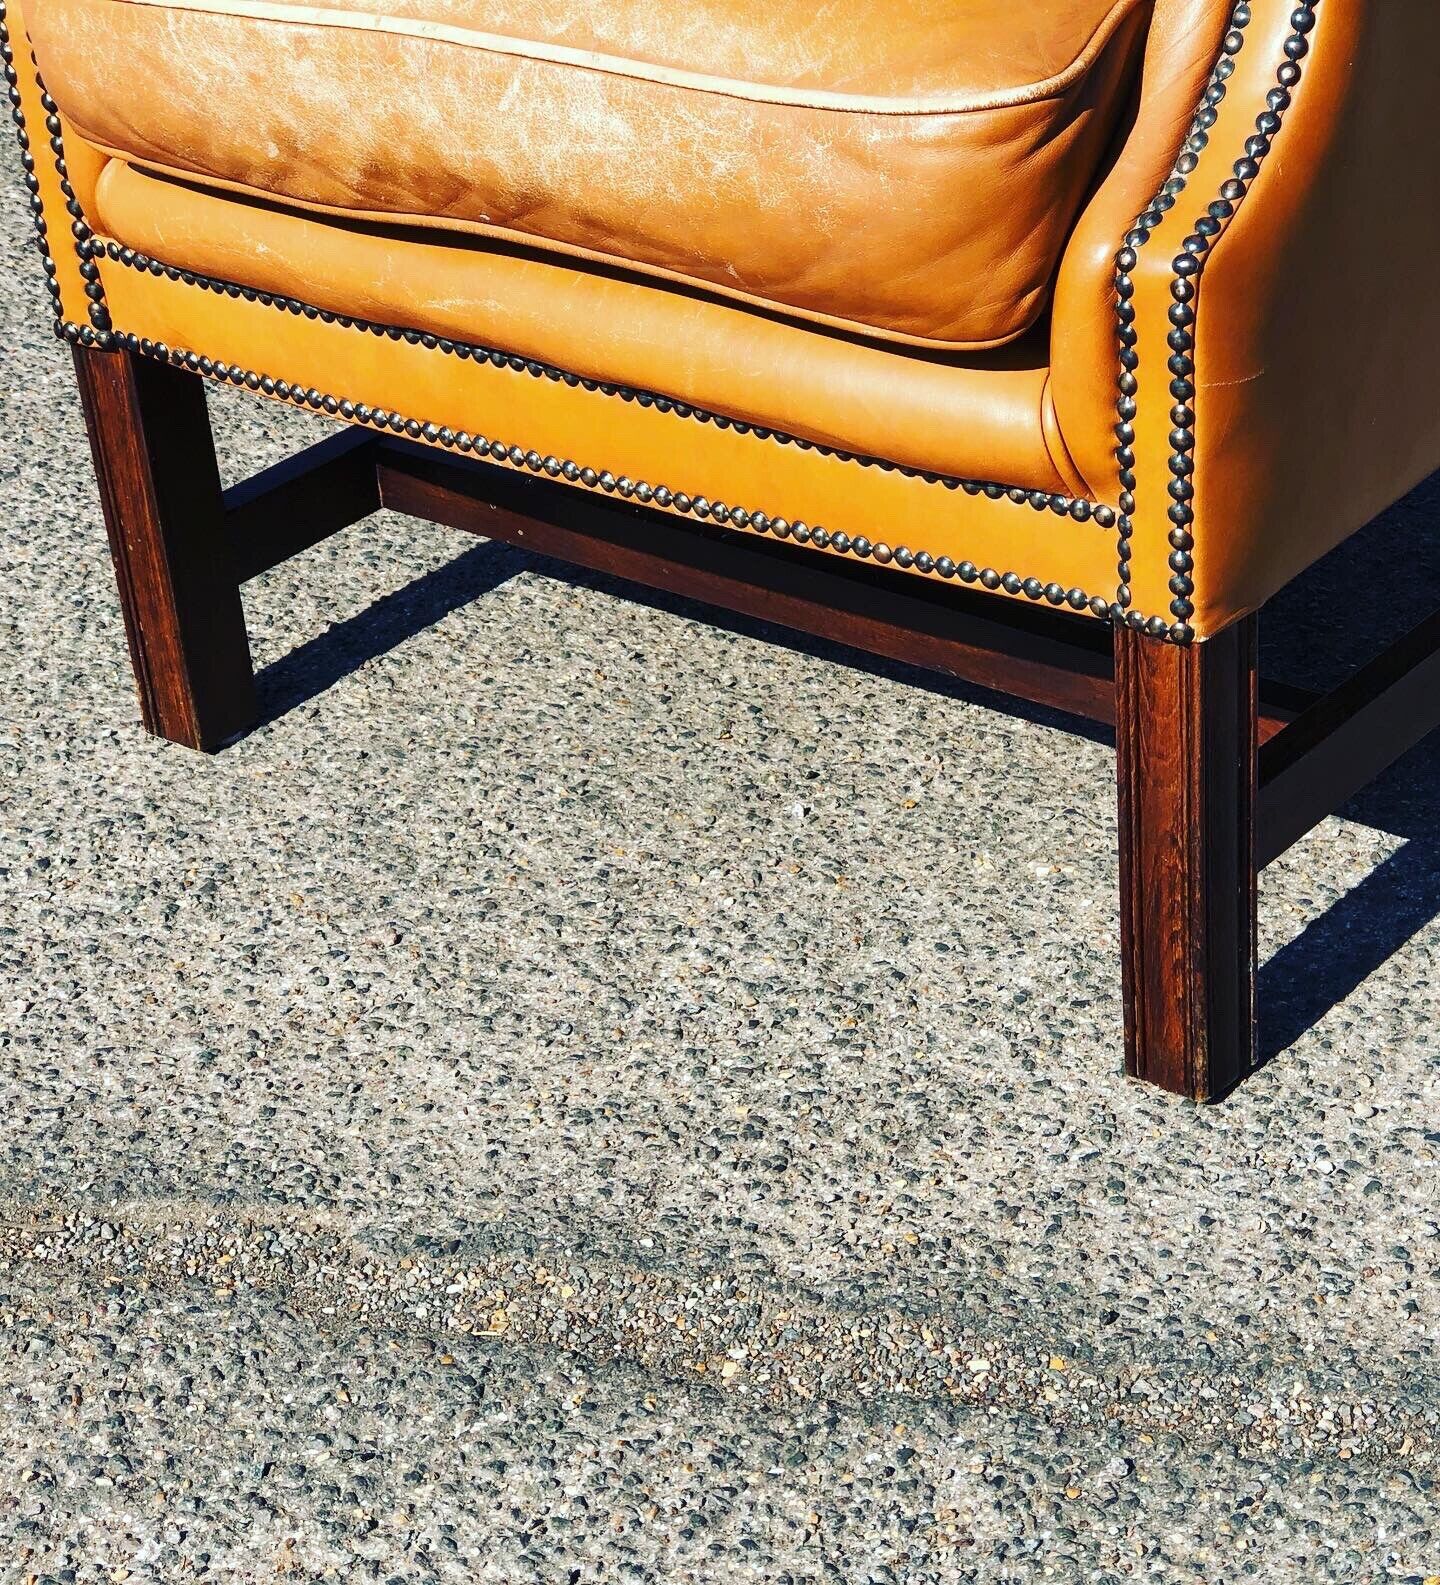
[82,148,1050,355]
[1038,372,1093,501]
[91,0,1147,117]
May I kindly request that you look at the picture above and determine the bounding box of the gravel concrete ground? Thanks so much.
[2,166,1439,1581]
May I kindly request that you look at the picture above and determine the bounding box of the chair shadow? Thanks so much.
[251,469,1440,1071]
[1254,471,1440,1064]
[1257,820,1440,1062]
[255,540,519,722]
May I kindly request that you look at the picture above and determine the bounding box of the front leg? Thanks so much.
[73,345,256,751]
[1114,618,1258,1099]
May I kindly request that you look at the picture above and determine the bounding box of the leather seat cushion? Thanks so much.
[90,160,1081,495]
[30,0,1149,350]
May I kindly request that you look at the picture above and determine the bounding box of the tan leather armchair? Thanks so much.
[6,0,1438,1097]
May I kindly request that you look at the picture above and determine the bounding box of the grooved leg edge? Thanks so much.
[73,345,256,750]
[1116,618,1259,1099]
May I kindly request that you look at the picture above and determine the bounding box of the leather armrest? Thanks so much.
[1051,0,1440,639]
[2,0,98,329]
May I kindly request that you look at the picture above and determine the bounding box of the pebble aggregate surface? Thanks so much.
[2,169,1440,1581]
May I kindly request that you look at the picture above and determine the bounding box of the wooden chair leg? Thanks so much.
[1115,616,1258,1100]
[72,345,256,750]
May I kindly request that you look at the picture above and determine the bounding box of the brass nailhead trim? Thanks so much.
[93,246,1118,520]
[77,241,1123,616]
[78,307,1113,618]
[1114,0,1320,645]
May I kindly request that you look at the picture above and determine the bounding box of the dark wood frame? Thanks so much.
[73,343,1440,1099]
